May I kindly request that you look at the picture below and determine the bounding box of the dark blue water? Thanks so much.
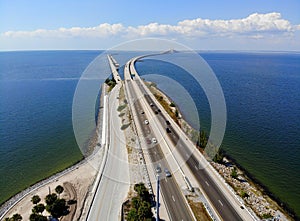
[0,51,100,204]
[0,51,299,217]
[135,52,300,216]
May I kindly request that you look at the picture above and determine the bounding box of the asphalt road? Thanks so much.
[87,84,130,221]
[133,76,244,221]
[125,77,194,221]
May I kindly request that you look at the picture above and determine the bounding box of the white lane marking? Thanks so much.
[172,195,175,202]
[205,181,210,186]
[218,200,223,206]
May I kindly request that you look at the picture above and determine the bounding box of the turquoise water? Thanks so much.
[0,51,299,217]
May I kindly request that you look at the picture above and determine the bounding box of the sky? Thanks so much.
[0,0,300,51]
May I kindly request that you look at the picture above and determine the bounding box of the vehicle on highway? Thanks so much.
[164,168,171,177]
[166,120,170,125]
[156,165,162,173]
[150,103,154,107]
[146,138,151,144]
[152,138,157,143]
[154,110,158,114]
[157,109,161,112]
[144,120,149,125]
[140,111,144,114]
[166,128,171,133]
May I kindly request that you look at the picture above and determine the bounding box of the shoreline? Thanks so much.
[1,79,298,220]
[221,151,298,220]
[0,84,106,220]
[146,80,297,220]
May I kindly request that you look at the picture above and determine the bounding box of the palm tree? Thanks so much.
[31,195,41,205]
[55,185,64,198]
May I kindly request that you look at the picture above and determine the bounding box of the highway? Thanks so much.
[128,55,253,221]
[124,63,195,221]
[87,57,129,220]
[87,84,130,221]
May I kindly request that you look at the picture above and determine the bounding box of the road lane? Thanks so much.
[125,78,194,221]
[87,84,130,221]
[130,59,246,221]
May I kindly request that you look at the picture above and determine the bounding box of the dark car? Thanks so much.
[164,168,171,177]
[166,120,170,125]
[166,128,171,133]
[156,165,162,173]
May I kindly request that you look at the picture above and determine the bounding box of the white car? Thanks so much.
[152,138,157,143]
[144,120,149,125]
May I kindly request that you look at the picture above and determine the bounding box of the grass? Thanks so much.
[187,198,212,221]
[153,93,179,124]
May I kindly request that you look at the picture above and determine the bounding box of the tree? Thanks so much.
[131,197,141,210]
[45,193,57,205]
[29,213,47,221]
[138,201,152,220]
[55,185,64,197]
[32,204,45,214]
[46,198,69,218]
[134,183,150,201]
[127,208,138,221]
[31,195,41,205]
[6,214,23,221]
[198,130,208,149]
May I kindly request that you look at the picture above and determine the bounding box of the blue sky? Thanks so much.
[1,0,300,51]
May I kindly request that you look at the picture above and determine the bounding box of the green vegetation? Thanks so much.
[32,204,45,214]
[153,93,179,124]
[105,77,117,92]
[262,213,273,219]
[126,183,153,221]
[29,213,47,221]
[240,190,250,198]
[231,167,238,179]
[213,149,224,163]
[31,195,41,205]
[4,214,22,221]
[55,185,64,197]
[27,185,69,221]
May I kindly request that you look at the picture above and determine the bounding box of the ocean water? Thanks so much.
[0,51,100,204]
[135,52,300,217]
[0,51,299,217]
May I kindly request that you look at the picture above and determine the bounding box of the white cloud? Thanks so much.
[2,23,125,38]
[2,12,297,39]
[1,12,299,50]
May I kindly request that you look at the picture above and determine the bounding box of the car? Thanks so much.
[157,109,161,112]
[156,165,162,173]
[164,168,171,177]
[146,138,151,144]
[166,120,170,125]
[152,138,157,143]
[144,120,149,125]
[166,128,171,133]
[140,111,144,114]
[150,103,154,107]
[154,111,158,114]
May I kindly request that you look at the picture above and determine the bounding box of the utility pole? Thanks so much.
[156,174,160,221]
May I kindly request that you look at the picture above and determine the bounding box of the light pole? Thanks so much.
[156,174,160,221]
